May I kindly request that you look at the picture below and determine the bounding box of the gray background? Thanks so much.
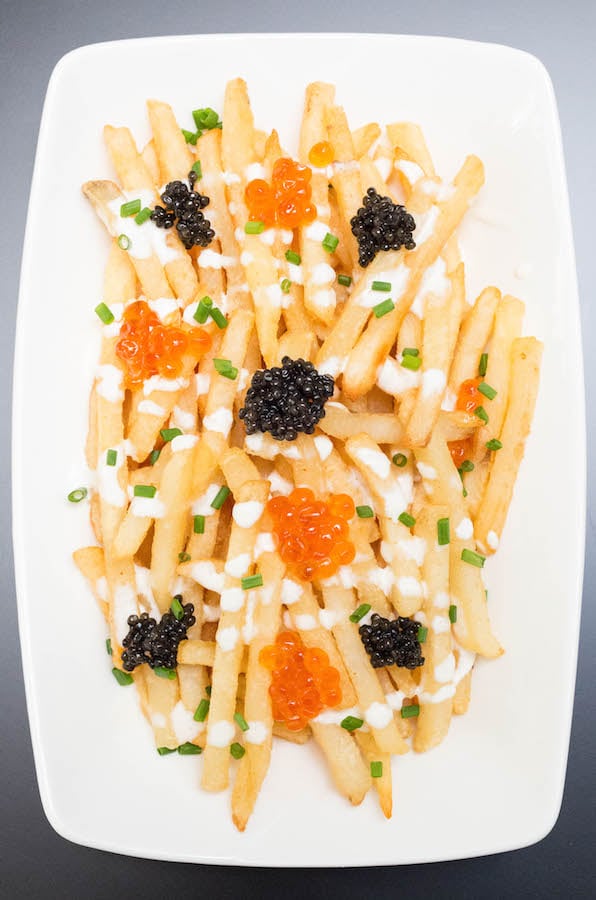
[2,0,594,896]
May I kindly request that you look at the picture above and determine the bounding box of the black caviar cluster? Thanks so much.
[351,188,416,267]
[359,614,424,669]
[239,357,334,442]
[121,602,195,672]
[151,171,214,250]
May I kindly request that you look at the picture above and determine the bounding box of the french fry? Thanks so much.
[310,722,371,805]
[447,286,500,397]
[325,105,363,267]
[352,122,381,158]
[318,404,403,444]
[354,730,392,818]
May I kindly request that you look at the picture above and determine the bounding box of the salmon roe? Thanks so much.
[456,376,483,413]
[267,488,355,582]
[115,300,211,389]
[308,140,335,168]
[448,438,472,468]
[245,157,317,229]
[259,630,342,730]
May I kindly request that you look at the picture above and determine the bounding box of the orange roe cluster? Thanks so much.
[456,376,483,413]
[259,630,342,730]
[308,140,334,168]
[245,157,317,229]
[267,488,355,582]
[115,300,211,389]
[448,438,472,468]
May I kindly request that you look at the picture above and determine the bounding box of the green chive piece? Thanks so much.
[192,107,221,131]
[340,715,364,732]
[67,488,87,503]
[401,353,422,370]
[356,505,374,519]
[230,742,245,759]
[106,638,112,655]
[398,511,416,528]
[106,449,117,467]
[154,666,177,680]
[182,129,199,145]
[205,685,212,696]
[402,347,420,357]
[485,589,489,602]
[241,574,263,590]
[474,405,489,424]
[134,207,152,225]
[392,453,408,467]
[322,232,339,253]
[178,742,202,755]
[157,746,176,755]
[193,295,213,324]
[401,704,420,719]
[370,761,383,778]
[193,514,205,534]
[149,449,161,466]
[234,712,249,732]
[478,381,497,401]
[337,273,352,287]
[486,438,503,451]
[191,160,203,178]
[371,280,392,292]
[160,427,182,443]
[178,552,191,563]
[171,596,184,620]
[211,485,230,509]
[244,220,265,234]
[373,298,395,319]
[437,517,450,546]
[94,302,114,324]
[134,484,156,498]
[461,549,486,568]
[112,668,133,686]
[349,603,371,623]
[117,234,131,251]
[462,485,468,498]
[120,199,141,218]
[214,358,238,379]
[194,698,210,722]
[209,306,228,329]
[478,352,488,377]
[449,604,458,623]
[460,459,475,473]
[285,249,301,265]
[417,626,428,643]
[280,278,292,294]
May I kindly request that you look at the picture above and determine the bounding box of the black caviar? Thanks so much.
[121,603,195,672]
[151,171,215,250]
[351,188,416,267]
[239,356,334,442]
[359,613,424,669]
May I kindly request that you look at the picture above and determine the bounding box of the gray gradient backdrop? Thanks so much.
[2,1,594,896]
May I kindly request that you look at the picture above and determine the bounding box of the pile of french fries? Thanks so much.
[74,79,542,830]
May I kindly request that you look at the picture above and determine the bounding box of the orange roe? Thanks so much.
[259,630,342,730]
[308,140,335,168]
[267,488,355,582]
[115,300,211,389]
[245,157,317,229]
[456,376,484,414]
[448,438,472,468]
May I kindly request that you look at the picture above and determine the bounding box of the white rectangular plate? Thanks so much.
[13,34,585,866]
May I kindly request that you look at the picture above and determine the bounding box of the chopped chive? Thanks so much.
[209,306,228,329]
[117,234,131,251]
[234,712,249,732]
[112,667,133,686]
[478,352,488,377]
[462,485,468,498]
[178,551,191,563]
[191,160,203,178]
[67,488,87,503]
[461,548,486,568]
[402,347,420,357]
[160,427,182,443]
[370,761,383,778]
[449,604,458,623]
[349,603,371,623]
[192,107,221,131]
[193,295,213,324]
[392,453,408,468]
[205,685,212,696]
[373,298,395,319]
[485,589,489,602]
[474,406,489,424]
[182,129,199,145]
[417,626,428,643]
[211,485,230,509]
[193,514,205,534]
[178,742,202,755]
[322,232,339,253]
[106,449,117,467]
[134,484,156,498]
[157,746,176,755]
[194,699,210,722]
[341,715,364,732]
[337,273,352,287]
[437,517,450,546]
[401,704,420,719]
[154,666,176,680]
[94,302,114,324]
[398,511,416,528]
[149,449,161,466]
[134,207,152,225]
[486,438,503,451]
[106,638,112,655]
[478,381,497,401]
[245,220,265,234]
[241,574,263,590]
[120,198,141,217]
[400,353,422,370]
[371,280,392,292]
[285,249,301,265]
[230,742,245,759]
[214,358,238,379]
[280,278,292,294]
[356,505,374,519]
[171,596,184,620]
[460,459,475,473]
